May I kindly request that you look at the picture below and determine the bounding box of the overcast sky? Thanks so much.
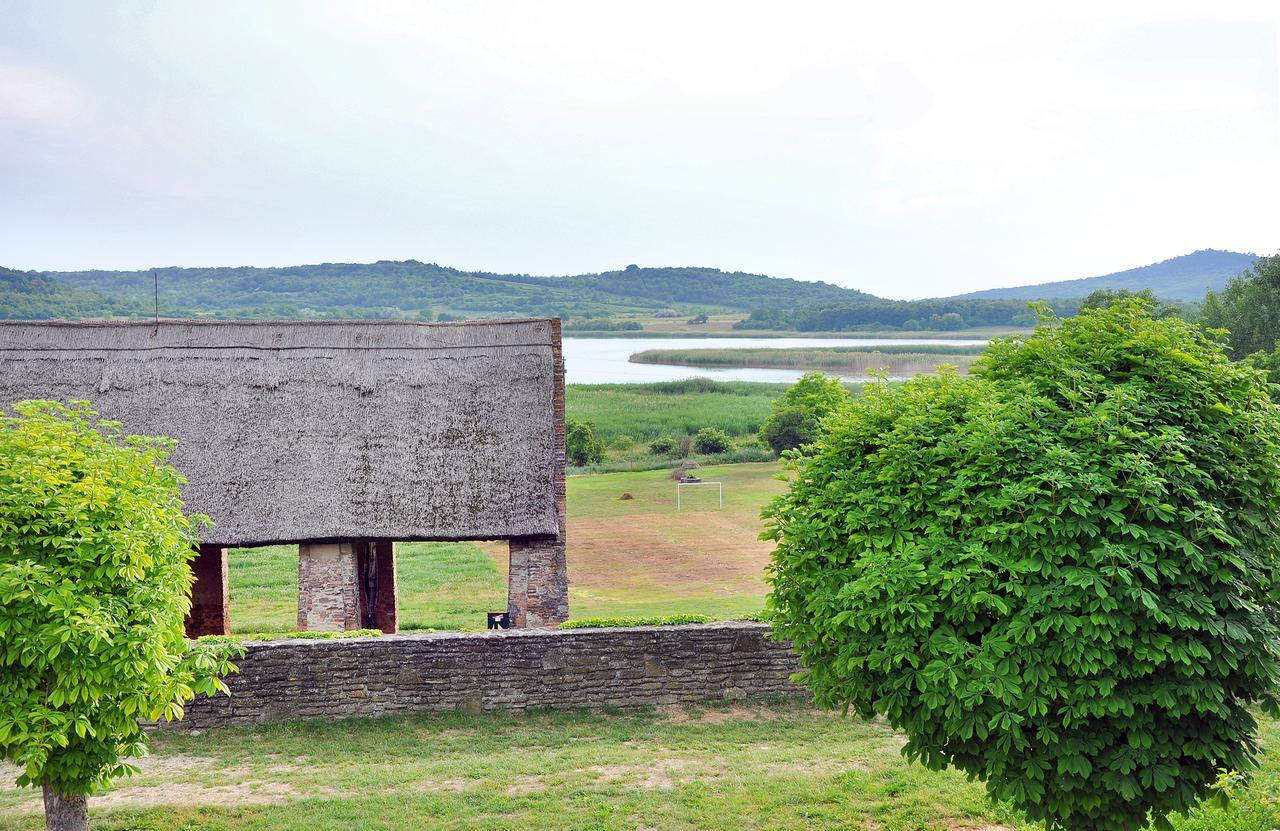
[1,1,1277,299]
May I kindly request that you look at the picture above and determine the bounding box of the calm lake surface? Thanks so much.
[562,336,988,384]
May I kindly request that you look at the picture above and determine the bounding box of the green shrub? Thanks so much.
[758,371,851,454]
[608,434,636,450]
[566,419,605,466]
[765,302,1280,831]
[647,436,679,456]
[693,427,731,454]
[560,614,714,629]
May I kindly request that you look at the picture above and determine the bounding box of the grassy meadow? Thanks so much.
[4,703,1280,830]
[226,462,787,633]
[565,379,789,443]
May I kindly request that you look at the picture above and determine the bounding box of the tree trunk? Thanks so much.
[42,784,88,831]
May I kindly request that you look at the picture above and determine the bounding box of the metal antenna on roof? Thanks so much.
[152,270,159,335]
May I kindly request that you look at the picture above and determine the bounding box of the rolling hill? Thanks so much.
[953,249,1259,302]
[2,261,872,321]
[1,249,1266,328]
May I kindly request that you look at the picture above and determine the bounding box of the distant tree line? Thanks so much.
[734,298,1082,332]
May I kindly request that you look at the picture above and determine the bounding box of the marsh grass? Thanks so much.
[630,346,984,375]
[566,380,789,441]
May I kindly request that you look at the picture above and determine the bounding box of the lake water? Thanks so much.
[562,336,988,384]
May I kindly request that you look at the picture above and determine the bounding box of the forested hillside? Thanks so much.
[955,249,1258,302]
[2,261,868,321]
[0,250,1261,330]
[0,267,147,320]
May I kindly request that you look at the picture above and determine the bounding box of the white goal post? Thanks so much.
[676,481,723,511]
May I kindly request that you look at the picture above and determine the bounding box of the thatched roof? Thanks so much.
[0,319,562,546]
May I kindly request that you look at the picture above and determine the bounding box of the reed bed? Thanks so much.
[629,346,982,375]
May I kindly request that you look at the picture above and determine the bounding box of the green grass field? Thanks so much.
[3,703,1278,830]
[566,379,790,442]
[226,462,788,634]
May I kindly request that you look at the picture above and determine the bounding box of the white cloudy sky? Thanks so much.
[1,1,1277,298]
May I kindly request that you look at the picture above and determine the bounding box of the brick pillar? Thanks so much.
[508,536,568,627]
[185,544,230,637]
[358,540,399,634]
[508,319,569,627]
[297,542,361,632]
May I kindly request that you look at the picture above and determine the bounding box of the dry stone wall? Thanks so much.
[177,622,804,729]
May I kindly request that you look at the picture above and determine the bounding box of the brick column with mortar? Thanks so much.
[185,544,230,637]
[508,319,569,627]
[298,541,361,631]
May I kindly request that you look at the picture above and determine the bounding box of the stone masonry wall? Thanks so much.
[177,622,804,730]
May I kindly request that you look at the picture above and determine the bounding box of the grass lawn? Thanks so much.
[227,462,788,633]
[3,703,1279,830]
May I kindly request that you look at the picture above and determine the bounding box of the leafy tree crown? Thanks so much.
[0,401,239,797]
[765,302,1280,830]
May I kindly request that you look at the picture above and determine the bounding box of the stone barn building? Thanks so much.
[0,319,568,635]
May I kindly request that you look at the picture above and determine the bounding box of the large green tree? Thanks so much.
[0,401,239,831]
[765,302,1280,830]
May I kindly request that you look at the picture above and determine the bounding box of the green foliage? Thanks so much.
[687,313,709,324]
[736,297,1060,332]
[0,401,240,798]
[1243,349,1280,404]
[758,371,852,454]
[565,419,605,467]
[692,427,731,454]
[1082,288,1184,319]
[1201,254,1280,359]
[559,614,715,629]
[647,436,680,457]
[0,267,145,320]
[765,302,1280,831]
[22,261,872,321]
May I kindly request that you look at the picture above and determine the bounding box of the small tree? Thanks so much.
[758,371,851,454]
[565,419,605,466]
[765,303,1280,831]
[692,427,731,454]
[0,401,239,831]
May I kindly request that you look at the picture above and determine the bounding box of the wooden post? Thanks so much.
[359,540,399,634]
[185,544,230,637]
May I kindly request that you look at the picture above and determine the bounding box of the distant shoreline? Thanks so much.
[629,346,984,376]
[565,329,1017,340]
